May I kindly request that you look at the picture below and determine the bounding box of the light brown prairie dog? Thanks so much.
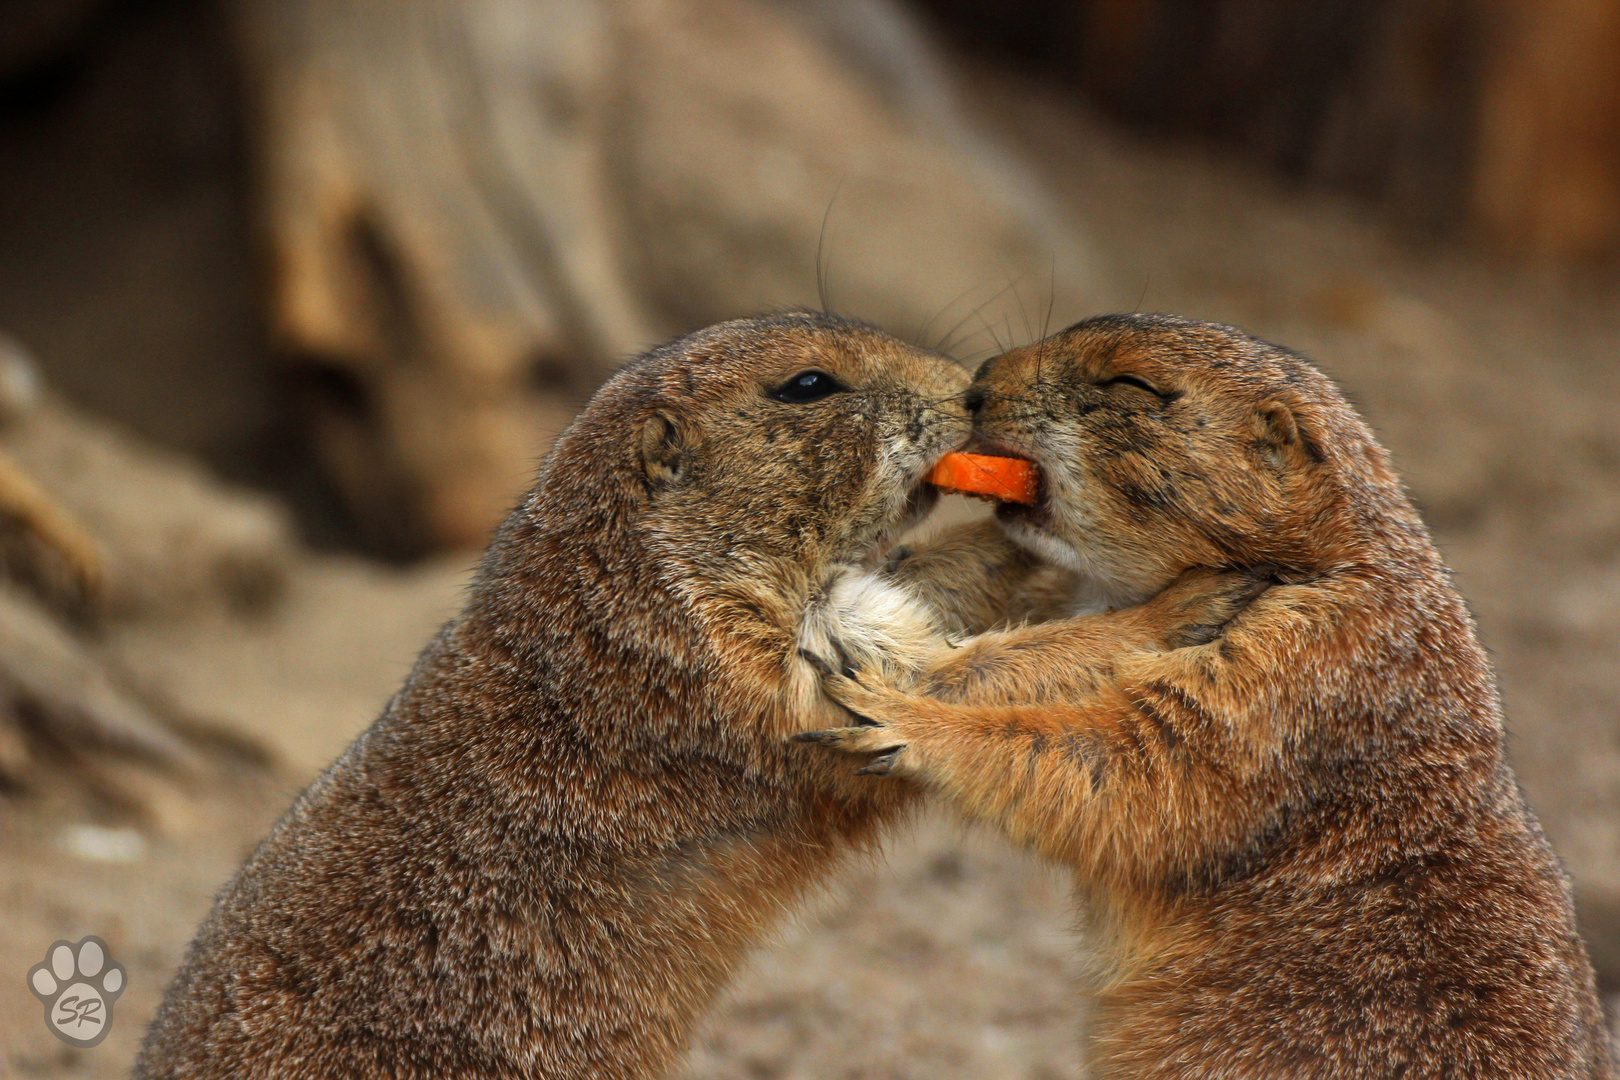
[800,314,1611,1079]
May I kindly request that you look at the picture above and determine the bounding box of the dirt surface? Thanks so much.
[5,64,1620,1080]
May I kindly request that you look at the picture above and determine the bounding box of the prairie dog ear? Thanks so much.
[1254,399,1300,470]
[640,410,689,487]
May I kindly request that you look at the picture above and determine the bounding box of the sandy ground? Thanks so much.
[5,65,1620,1078]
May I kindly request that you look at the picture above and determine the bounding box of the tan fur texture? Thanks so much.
[800,314,1612,1079]
[132,312,987,1079]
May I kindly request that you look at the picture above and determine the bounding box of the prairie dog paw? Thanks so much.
[792,649,913,776]
[793,654,913,773]
[793,727,910,776]
[798,567,947,686]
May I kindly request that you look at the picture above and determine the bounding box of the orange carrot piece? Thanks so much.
[926,452,1039,504]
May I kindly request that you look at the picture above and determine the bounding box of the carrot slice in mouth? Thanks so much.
[926,452,1039,505]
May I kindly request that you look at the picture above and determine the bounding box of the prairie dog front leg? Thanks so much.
[795,568,1279,862]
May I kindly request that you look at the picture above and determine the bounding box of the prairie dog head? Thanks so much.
[628,312,968,570]
[529,312,969,655]
[966,313,1398,606]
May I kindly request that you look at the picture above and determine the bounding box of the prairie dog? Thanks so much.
[800,314,1611,1079]
[133,312,985,1079]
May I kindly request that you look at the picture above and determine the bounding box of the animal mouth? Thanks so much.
[957,439,1052,529]
[994,486,1050,529]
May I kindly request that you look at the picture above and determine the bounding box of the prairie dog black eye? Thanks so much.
[771,370,847,403]
[1101,374,1163,397]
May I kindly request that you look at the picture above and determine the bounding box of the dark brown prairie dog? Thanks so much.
[133,312,994,1079]
[800,314,1611,1079]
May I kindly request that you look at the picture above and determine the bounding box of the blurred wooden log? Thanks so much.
[1472,0,1620,260]
[923,0,1483,229]
[0,449,101,612]
[0,586,200,784]
[0,340,283,819]
[922,0,1620,258]
[233,0,1096,554]
[3,386,296,623]
[234,0,647,554]
[608,0,1092,342]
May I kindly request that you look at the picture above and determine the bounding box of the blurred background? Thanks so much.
[1,0,1619,1075]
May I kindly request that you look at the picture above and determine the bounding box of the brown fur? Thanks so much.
[801,314,1612,1079]
[132,312,994,1079]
